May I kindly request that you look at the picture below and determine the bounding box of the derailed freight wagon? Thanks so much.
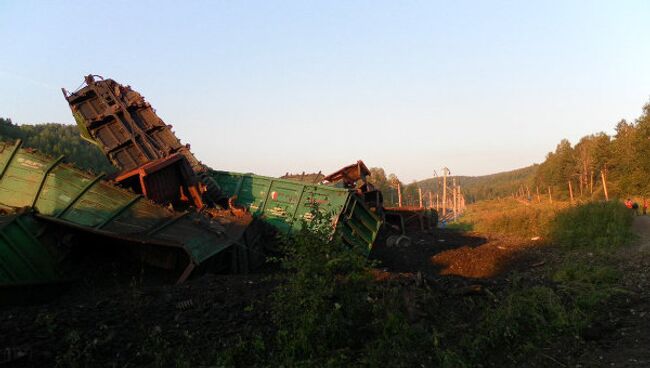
[0,210,74,304]
[208,170,382,254]
[0,140,261,284]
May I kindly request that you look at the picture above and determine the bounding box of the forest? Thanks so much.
[369,99,650,204]
[0,117,114,173]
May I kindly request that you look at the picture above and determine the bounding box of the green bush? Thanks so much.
[552,261,623,318]
[263,211,434,367]
[271,211,374,366]
[463,285,573,364]
[549,201,636,249]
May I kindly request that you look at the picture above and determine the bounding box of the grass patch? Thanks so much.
[434,262,625,367]
[458,199,563,238]
[549,201,636,249]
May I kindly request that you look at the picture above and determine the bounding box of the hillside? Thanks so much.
[0,117,114,173]
[410,165,538,204]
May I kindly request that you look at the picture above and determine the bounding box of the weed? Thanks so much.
[549,201,636,249]
[271,210,373,365]
[457,199,562,238]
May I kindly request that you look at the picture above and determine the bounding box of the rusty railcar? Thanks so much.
[62,75,224,209]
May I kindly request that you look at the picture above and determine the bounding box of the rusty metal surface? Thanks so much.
[62,75,202,173]
[114,154,205,209]
[383,206,438,235]
[62,75,227,210]
[321,160,371,188]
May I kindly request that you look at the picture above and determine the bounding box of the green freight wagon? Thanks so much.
[208,170,382,253]
[0,140,259,283]
[0,211,71,304]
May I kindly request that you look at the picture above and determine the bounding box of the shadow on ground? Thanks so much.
[370,228,546,279]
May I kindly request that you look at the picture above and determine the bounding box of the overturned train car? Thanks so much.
[0,140,261,285]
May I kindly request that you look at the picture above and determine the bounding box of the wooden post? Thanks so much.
[536,186,541,203]
[442,168,449,216]
[452,178,457,221]
[601,170,609,201]
[397,183,402,207]
[548,186,552,204]
[568,180,574,203]
[418,187,423,208]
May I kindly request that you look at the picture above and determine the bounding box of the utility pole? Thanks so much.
[436,193,439,212]
[418,187,423,208]
[601,169,609,201]
[442,167,449,216]
[428,191,433,209]
[456,184,465,214]
[452,177,458,221]
[397,183,402,207]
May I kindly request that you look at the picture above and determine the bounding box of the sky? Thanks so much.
[1,1,650,181]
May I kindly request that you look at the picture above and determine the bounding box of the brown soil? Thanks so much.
[370,230,545,279]
[0,258,278,367]
[2,219,650,367]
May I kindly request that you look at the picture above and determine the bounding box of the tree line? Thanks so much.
[369,99,650,204]
[534,100,650,200]
[0,117,114,173]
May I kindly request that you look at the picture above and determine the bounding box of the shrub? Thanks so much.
[549,201,636,249]
[464,285,573,364]
[268,211,435,367]
[271,211,374,366]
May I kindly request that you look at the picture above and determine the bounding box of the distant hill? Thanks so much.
[415,165,538,203]
[0,117,114,173]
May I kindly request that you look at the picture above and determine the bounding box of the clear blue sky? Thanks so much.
[1,1,649,181]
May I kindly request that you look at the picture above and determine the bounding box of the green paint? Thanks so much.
[209,170,382,253]
[0,212,61,286]
[0,140,238,266]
